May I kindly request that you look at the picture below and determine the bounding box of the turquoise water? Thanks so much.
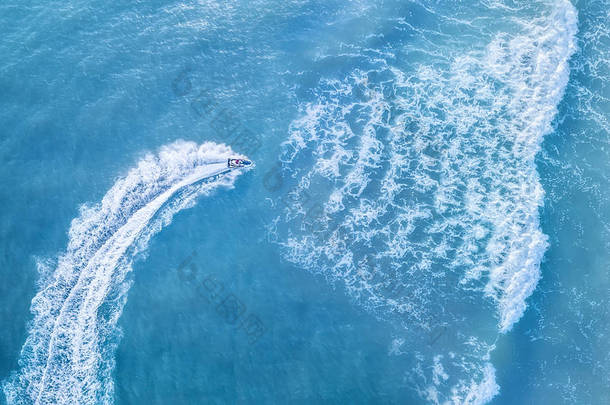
[0,0,607,403]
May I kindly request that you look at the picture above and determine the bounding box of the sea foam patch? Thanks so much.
[273,0,577,402]
[3,141,248,405]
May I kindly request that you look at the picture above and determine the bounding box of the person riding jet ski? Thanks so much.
[228,158,252,168]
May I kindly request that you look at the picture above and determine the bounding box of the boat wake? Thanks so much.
[2,141,249,405]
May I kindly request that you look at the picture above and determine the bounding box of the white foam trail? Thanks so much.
[3,140,248,405]
[479,0,577,333]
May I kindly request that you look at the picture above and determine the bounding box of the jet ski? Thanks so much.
[228,158,252,168]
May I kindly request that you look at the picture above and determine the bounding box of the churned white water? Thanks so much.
[273,0,577,401]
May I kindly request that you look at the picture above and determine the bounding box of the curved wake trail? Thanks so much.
[3,141,248,405]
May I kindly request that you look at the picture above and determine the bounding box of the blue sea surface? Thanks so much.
[0,0,607,404]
